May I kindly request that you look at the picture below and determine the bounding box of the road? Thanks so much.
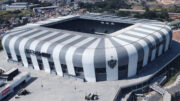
[119,9,180,15]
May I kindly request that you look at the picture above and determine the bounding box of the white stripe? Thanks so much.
[29,32,59,70]
[19,30,47,67]
[134,28,157,61]
[126,31,147,37]
[141,25,163,41]
[138,40,149,66]
[111,37,138,77]
[2,29,29,48]
[160,29,170,51]
[117,34,149,66]
[141,25,164,56]
[41,34,70,73]
[52,35,81,76]
[158,45,163,56]
[66,37,94,75]
[9,29,38,61]
[2,29,29,59]
[143,24,163,30]
[82,39,101,82]
[146,36,156,61]
[148,24,167,28]
[125,30,158,63]
[117,34,139,41]
[151,49,156,61]
[134,27,155,33]
[105,38,118,81]
[111,37,129,46]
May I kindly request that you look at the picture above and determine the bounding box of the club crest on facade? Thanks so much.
[108,56,117,69]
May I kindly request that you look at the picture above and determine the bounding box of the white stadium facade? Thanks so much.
[2,14,172,82]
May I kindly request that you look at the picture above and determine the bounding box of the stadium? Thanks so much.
[2,14,172,82]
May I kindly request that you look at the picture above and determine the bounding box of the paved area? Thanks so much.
[0,51,122,101]
[0,41,180,101]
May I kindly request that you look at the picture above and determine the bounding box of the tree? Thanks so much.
[160,9,169,20]
[117,11,130,17]
[78,0,131,12]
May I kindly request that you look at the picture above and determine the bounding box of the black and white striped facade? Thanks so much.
[2,14,172,82]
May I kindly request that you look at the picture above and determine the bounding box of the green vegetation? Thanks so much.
[0,10,33,24]
[166,5,180,13]
[134,7,169,21]
[78,0,131,12]
[149,5,180,13]
[79,0,170,21]
[164,72,180,86]
[117,11,131,17]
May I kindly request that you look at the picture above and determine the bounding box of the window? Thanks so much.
[74,67,84,76]
[49,62,55,70]
[35,51,41,56]
[25,49,31,53]
[25,49,51,58]
[17,55,21,62]
[27,57,32,64]
[118,65,128,79]
[7,53,12,59]
[137,60,143,73]
[118,65,127,71]
[75,67,83,72]
[37,59,42,64]
[41,53,51,58]
[95,68,106,73]
[37,59,43,70]
[61,64,67,73]
[95,68,106,81]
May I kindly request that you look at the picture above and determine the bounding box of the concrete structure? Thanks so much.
[0,3,2,10]
[33,6,58,12]
[0,68,30,101]
[74,0,105,3]
[6,2,29,10]
[2,14,172,82]
[157,0,180,4]
[0,40,180,101]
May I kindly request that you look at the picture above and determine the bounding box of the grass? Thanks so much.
[164,72,180,87]
[0,10,33,22]
[137,97,142,101]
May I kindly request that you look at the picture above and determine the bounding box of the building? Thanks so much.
[0,3,2,10]
[67,0,105,3]
[0,2,6,10]
[157,0,180,4]
[33,6,58,12]
[0,68,30,100]
[2,14,172,82]
[6,2,29,10]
